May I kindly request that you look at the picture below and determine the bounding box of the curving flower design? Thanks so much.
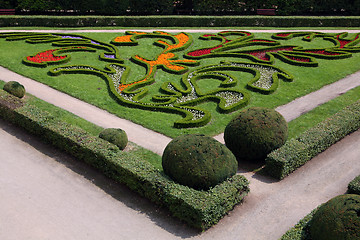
[1,30,359,128]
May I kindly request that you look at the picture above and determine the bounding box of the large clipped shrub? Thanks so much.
[224,107,288,162]
[99,128,128,150]
[162,134,238,190]
[3,81,25,98]
[310,194,360,240]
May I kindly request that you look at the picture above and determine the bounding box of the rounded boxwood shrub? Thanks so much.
[162,134,238,190]
[99,128,128,150]
[3,81,26,98]
[310,194,360,240]
[224,107,288,162]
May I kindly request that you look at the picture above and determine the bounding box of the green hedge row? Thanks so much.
[1,16,360,28]
[265,99,360,180]
[348,175,360,195]
[0,89,249,230]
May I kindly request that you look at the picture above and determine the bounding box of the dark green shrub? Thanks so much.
[310,194,360,240]
[224,107,288,162]
[162,134,238,190]
[348,175,360,195]
[129,0,174,14]
[99,128,128,150]
[3,81,25,98]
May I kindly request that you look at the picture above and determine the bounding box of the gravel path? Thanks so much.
[1,118,359,240]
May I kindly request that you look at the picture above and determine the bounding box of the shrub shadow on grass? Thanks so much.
[0,118,200,238]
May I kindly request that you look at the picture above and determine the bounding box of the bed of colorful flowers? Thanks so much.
[0,30,359,128]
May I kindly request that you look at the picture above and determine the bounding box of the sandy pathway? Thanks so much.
[1,118,359,240]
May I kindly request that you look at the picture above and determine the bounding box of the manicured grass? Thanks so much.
[1,31,360,138]
[288,86,360,139]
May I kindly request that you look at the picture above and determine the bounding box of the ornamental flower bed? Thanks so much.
[0,30,360,130]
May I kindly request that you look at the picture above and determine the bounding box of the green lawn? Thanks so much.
[1,31,360,138]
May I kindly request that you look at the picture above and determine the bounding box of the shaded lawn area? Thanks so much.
[0,31,360,138]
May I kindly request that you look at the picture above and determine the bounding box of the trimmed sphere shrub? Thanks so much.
[99,128,128,150]
[162,134,238,190]
[3,81,25,98]
[310,194,360,240]
[224,107,288,162]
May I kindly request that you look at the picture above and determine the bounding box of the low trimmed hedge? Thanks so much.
[280,207,319,240]
[348,175,360,195]
[265,99,360,180]
[281,192,360,239]
[1,16,360,28]
[0,89,249,230]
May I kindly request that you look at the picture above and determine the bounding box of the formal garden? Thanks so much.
[0,14,360,238]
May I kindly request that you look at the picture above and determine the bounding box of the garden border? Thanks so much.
[0,89,249,230]
[1,16,360,28]
[265,99,360,180]
[348,175,360,195]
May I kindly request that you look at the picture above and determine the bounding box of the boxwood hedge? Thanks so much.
[348,175,360,195]
[265,99,360,180]
[0,89,249,230]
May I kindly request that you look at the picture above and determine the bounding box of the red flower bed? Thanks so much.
[26,47,86,64]
[26,49,67,64]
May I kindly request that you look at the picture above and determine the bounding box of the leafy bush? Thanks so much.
[265,99,360,180]
[3,81,25,98]
[348,175,360,195]
[129,0,174,15]
[224,107,288,162]
[0,89,249,230]
[99,128,128,150]
[162,134,238,190]
[193,0,244,15]
[310,194,360,240]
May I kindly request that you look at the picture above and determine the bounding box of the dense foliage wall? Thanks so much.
[2,0,360,16]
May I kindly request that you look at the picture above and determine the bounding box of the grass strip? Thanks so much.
[288,86,360,139]
[265,98,360,180]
